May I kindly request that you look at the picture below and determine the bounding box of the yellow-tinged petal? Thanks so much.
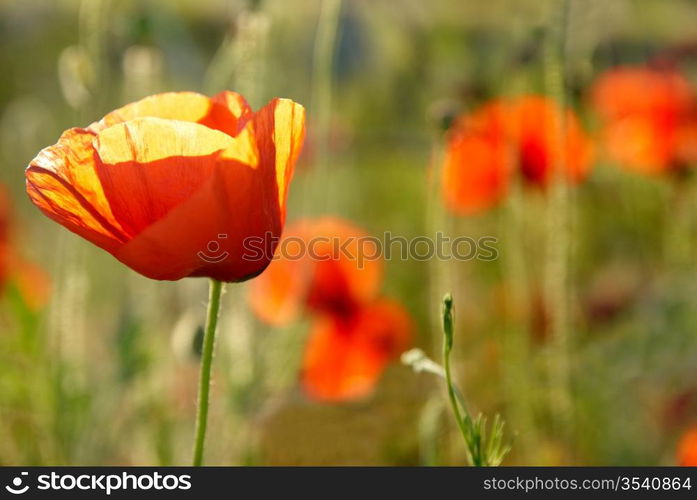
[90,91,254,139]
[93,117,259,236]
[248,98,306,222]
[26,128,128,251]
[95,117,258,167]
[212,90,254,128]
[273,99,306,214]
[92,92,213,130]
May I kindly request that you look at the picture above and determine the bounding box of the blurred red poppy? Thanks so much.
[442,95,594,215]
[0,185,51,309]
[0,187,11,288]
[248,217,383,325]
[248,217,412,402]
[677,426,697,466]
[26,91,305,282]
[302,300,412,402]
[592,66,697,175]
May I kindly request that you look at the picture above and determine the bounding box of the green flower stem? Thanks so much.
[404,295,510,466]
[309,0,342,212]
[442,294,480,466]
[192,279,224,466]
[543,0,573,436]
[664,176,693,269]
[443,336,471,441]
[312,0,342,167]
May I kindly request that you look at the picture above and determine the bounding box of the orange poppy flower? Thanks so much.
[677,426,697,466]
[9,256,51,311]
[441,101,510,215]
[442,95,594,215]
[248,216,412,402]
[301,299,412,402]
[0,186,11,288]
[0,185,51,309]
[26,91,305,281]
[248,217,383,325]
[592,66,696,174]
[442,132,510,215]
[509,96,595,186]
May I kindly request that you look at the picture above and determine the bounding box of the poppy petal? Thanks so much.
[442,134,510,215]
[11,255,52,310]
[310,217,383,310]
[678,427,697,466]
[93,116,259,237]
[592,67,692,120]
[0,186,9,288]
[110,124,276,281]
[113,167,272,281]
[247,254,309,326]
[511,95,594,186]
[26,92,305,282]
[90,91,253,137]
[301,299,412,402]
[248,217,383,324]
[564,112,596,182]
[249,98,306,223]
[592,67,694,173]
[603,116,673,175]
[209,90,254,135]
[0,184,10,245]
[26,128,127,252]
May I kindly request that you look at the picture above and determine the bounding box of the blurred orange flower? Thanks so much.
[677,426,697,466]
[0,187,11,288]
[302,300,411,402]
[442,95,594,215]
[249,217,382,325]
[26,91,305,282]
[248,217,412,402]
[592,66,697,175]
[0,185,51,310]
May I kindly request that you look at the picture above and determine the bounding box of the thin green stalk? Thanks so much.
[309,0,342,211]
[664,176,694,271]
[499,176,539,460]
[442,294,481,466]
[192,279,224,466]
[443,314,472,443]
[423,136,455,466]
[203,0,269,465]
[440,294,509,466]
[46,0,110,463]
[417,397,445,466]
[204,0,268,104]
[543,0,573,437]
[312,0,342,164]
[78,0,110,117]
[402,296,510,466]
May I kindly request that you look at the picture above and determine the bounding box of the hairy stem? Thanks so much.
[192,279,224,466]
